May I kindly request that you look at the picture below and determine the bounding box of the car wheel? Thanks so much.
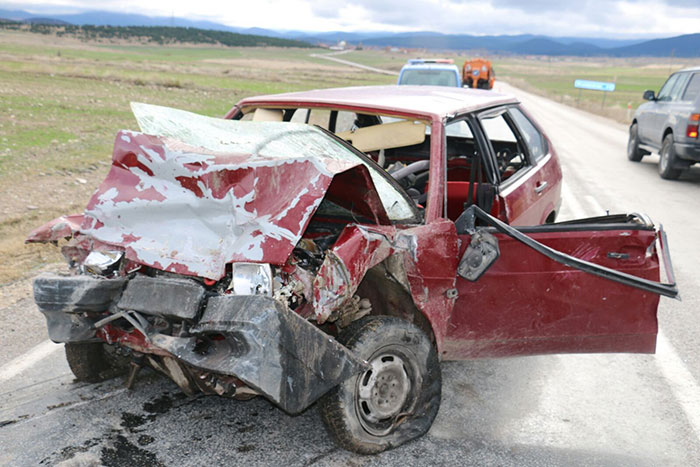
[658,134,682,180]
[65,342,128,383]
[627,123,644,162]
[320,316,441,454]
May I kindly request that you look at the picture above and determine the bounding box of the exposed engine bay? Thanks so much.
[33,196,390,414]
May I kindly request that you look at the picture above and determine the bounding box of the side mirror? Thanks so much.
[457,231,500,281]
[643,90,656,101]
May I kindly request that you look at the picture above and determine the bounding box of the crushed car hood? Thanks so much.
[66,103,417,279]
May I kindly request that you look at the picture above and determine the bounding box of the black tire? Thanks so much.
[65,342,128,383]
[320,316,441,454]
[627,123,644,162]
[658,134,682,180]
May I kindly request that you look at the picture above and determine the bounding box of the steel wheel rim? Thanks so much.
[355,350,413,436]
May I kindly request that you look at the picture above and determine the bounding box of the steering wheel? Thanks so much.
[390,160,430,181]
[497,149,524,173]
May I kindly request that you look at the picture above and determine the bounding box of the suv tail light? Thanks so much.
[687,113,699,139]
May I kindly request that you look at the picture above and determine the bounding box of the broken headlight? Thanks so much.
[229,263,272,296]
[82,250,124,276]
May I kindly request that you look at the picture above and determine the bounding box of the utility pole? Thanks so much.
[668,48,675,74]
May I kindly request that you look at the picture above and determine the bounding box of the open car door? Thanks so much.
[444,207,677,359]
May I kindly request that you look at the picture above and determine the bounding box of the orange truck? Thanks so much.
[462,59,496,89]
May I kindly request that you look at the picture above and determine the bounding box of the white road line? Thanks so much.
[0,340,62,383]
[656,332,700,438]
[560,182,587,221]
[565,177,700,439]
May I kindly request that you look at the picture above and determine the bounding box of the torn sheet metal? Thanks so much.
[26,215,84,243]
[28,104,422,279]
[398,220,461,349]
[310,220,461,355]
[79,127,392,279]
[131,103,415,222]
[150,294,367,414]
[313,224,398,323]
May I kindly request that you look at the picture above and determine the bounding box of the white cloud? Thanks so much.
[3,0,699,37]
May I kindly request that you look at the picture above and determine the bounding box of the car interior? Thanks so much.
[241,106,530,222]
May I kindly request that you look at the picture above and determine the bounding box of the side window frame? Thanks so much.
[473,105,534,186]
[669,73,691,102]
[446,114,499,186]
[508,106,549,163]
[682,73,700,102]
[658,73,680,102]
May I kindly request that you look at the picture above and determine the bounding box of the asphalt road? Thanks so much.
[1,81,700,466]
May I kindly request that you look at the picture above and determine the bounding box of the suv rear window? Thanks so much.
[658,74,681,102]
[683,73,700,102]
[399,69,458,86]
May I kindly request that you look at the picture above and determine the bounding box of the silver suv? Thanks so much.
[628,67,700,179]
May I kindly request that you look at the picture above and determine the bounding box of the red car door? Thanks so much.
[478,106,562,226]
[443,210,676,360]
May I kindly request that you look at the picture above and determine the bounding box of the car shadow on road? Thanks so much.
[636,156,700,184]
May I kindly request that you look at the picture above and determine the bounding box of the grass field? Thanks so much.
[0,31,394,284]
[0,29,692,285]
[495,56,697,121]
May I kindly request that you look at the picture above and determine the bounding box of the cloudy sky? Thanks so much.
[5,0,700,38]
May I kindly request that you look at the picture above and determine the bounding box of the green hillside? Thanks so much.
[0,22,316,48]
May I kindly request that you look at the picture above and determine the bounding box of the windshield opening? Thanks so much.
[399,69,458,86]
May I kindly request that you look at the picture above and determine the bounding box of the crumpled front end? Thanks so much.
[26,102,430,414]
[32,272,366,414]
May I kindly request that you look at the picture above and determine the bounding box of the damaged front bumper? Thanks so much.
[33,273,366,414]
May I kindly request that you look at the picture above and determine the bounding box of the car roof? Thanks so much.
[401,63,459,71]
[235,85,518,120]
[678,66,700,73]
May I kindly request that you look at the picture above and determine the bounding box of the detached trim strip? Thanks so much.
[457,206,680,299]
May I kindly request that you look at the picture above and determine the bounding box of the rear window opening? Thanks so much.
[399,69,459,86]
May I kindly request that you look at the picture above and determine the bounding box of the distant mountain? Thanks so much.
[605,33,700,58]
[507,38,601,55]
[359,34,579,54]
[0,8,31,21]
[1,6,697,57]
[553,36,646,48]
[294,31,392,43]
[356,33,698,57]
[22,17,70,25]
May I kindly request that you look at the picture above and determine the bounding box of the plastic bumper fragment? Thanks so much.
[151,295,367,414]
[117,274,205,321]
[33,273,126,342]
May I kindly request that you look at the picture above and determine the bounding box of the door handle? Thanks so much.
[607,252,630,260]
[534,181,548,193]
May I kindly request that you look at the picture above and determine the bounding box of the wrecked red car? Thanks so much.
[28,99,677,454]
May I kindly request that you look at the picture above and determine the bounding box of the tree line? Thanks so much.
[0,22,315,48]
